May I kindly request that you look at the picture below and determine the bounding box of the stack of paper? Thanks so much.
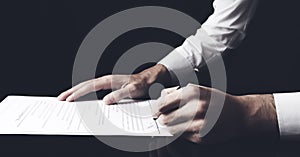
[0,96,172,136]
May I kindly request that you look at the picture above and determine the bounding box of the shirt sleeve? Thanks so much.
[158,0,258,83]
[273,92,300,139]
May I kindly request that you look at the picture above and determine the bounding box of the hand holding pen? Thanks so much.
[153,86,181,120]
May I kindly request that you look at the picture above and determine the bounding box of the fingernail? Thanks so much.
[153,112,161,119]
[57,96,64,101]
[66,96,73,102]
[57,96,61,100]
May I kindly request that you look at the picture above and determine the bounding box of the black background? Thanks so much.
[0,0,300,156]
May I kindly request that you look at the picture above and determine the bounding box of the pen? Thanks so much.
[153,119,160,134]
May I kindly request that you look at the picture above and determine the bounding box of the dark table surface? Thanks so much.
[0,134,300,157]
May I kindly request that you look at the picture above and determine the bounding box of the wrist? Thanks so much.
[239,94,280,138]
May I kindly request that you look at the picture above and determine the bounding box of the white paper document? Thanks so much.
[0,95,172,136]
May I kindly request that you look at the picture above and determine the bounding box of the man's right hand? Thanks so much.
[57,64,171,104]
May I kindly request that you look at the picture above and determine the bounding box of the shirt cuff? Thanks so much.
[273,92,300,139]
[158,46,198,86]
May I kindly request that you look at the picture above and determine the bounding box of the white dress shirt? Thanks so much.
[274,92,300,139]
[159,0,300,138]
[159,0,258,74]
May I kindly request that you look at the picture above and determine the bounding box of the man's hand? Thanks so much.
[154,84,279,144]
[58,64,171,104]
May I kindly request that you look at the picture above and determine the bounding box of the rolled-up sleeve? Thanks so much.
[159,0,258,82]
[273,92,300,139]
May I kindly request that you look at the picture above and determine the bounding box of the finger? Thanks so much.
[153,88,184,117]
[167,119,204,135]
[152,86,184,119]
[153,92,181,118]
[154,85,204,118]
[63,75,117,102]
[95,75,127,90]
[158,101,203,126]
[160,86,180,97]
[57,89,73,101]
[103,84,134,104]
[57,80,92,101]
[65,83,95,102]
